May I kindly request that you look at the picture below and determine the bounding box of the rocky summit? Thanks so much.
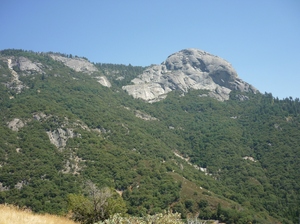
[123,48,258,102]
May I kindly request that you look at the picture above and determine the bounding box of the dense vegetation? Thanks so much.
[0,49,299,223]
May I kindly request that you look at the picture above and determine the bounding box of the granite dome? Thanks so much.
[123,48,258,102]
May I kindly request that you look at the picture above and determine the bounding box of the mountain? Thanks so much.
[0,49,299,223]
[123,48,257,102]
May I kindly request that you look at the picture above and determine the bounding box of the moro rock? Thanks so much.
[123,48,258,102]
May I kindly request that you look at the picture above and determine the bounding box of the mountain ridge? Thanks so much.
[1,48,258,102]
[0,49,299,223]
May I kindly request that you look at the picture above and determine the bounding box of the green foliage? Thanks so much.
[68,181,126,224]
[0,50,299,223]
[68,194,92,223]
[106,196,127,217]
[184,199,194,212]
[198,199,208,209]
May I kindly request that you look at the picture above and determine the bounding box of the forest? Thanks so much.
[0,49,299,223]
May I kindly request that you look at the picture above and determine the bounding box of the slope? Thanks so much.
[0,49,299,223]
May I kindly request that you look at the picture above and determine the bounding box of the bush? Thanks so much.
[68,180,126,224]
[96,212,184,224]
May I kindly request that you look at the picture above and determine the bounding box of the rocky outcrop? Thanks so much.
[95,76,111,87]
[17,56,45,74]
[61,153,85,175]
[243,156,257,162]
[5,58,25,93]
[123,48,258,102]
[0,183,9,191]
[2,54,112,93]
[14,180,28,190]
[2,56,45,93]
[47,128,77,149]
[134,110,158,121]
[7,118,25,131]
[49,54,98,74]
[32,112,49,121]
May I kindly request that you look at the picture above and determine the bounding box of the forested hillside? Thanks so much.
[0,49,299,223]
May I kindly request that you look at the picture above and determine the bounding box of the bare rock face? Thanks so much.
[49,54,98,74]
[17,56,44,74]
[123,48,258,102]
[7,118,25,131]
[95,76,111,87]
[5,58,25,93]
[48,55,113,87]
[47,128,76,149]
[123,82,170,102]
[3,57,44,93]
[4,56,45,75]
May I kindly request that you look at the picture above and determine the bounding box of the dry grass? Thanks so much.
[0,204,78,224]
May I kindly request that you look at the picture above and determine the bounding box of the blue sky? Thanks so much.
[1,0,299,99]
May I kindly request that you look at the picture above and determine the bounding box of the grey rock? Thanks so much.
[95,76,111,87]
[7,118,25,131]
[50,55,112,87]
[61,153,85,175]
[134,110,158,121]
[0,182,9,191]
[1,56,45,93]
[49,54,98,74]
[47,128,76,149]
[32,112,48,121]
[4,58,26,93]
[123,48,258,102]
[15,180,28,190]
[235,94,250,101]
[17,56,44,74]
[123,82,170,103]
